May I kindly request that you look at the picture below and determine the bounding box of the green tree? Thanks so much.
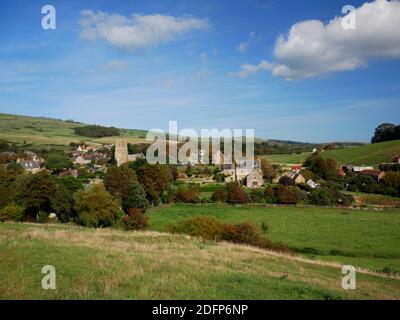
[15,171,58,217]
[0,165,18,208]
[58,176,84,194]
[43,153,73,173]
[74,184,121,227]
[104,165,137,199]
[122,181,148,213]
[136,164,173,204]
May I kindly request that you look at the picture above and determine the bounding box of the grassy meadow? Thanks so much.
[148,204,400,272]
[0,113,147,149]
[263,140,400,166]
[0,222,399,300]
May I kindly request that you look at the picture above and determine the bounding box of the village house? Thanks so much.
[244,168,264,189]
[285,170,306,185]
[359,169,385,182]
[352,166,374,173]
[58,169,78,177]
[222,159,264,188]
[18,159,41,173]
[77,145,97,153]
[307,179,319,189]
[74,156,91,166]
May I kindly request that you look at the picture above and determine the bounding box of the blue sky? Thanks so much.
[0,0,400,142]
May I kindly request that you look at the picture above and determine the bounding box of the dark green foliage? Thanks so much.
[136,164,173,204]
[15,171,59,218]
[172,184,200,203]
[249,188,265,203]
[0,139,10,152]
[275,185,301,205]
[104,165,137,199]
[0,165,18,208]
[0,204,24,222]
[43,153,73,173]
[74,184,122,227]
[307,187,354,207]
[58,176,83,194]
[128,158,147,171]
[304,155,338,180]
[122,181,148,212]
[74,125,120,138]
[371,123,400,143]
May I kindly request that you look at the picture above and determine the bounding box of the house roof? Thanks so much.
[20,160,40,169]
[359,169,383,177]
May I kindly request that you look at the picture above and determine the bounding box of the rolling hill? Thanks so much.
[1,222,399,299]
[264,140,400,166]
[0,113,147,150]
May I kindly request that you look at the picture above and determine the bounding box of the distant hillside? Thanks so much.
[0,113,367,154]
[0,113,147,150]
[264,140,400,166]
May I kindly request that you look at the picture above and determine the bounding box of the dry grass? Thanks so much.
[1,223,399,300]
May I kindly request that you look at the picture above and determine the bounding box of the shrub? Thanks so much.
[339,194,354,207]
[167,216,225,240]
[249,189,265,203]
[74,184,122,227]
[122,208,149,231]
[226,182,248,204]
[211,189,227,202]
[36,211,49,223]
[275,185,300,204]
[0,204,24,222]
[264,186,277,204]
[167,217,290,252]
[221,222,269,248]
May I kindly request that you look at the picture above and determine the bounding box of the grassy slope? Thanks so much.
[148,204,400,272]
[0,223,399,300]
[0,113,147,148]
[263,140,400,166]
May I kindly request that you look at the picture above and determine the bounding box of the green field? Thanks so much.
[0,222,399,300]
[0,113,147,149]
[263,140,400,166]
[148,204,400,272]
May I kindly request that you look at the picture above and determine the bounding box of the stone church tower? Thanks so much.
[115,139,129,166]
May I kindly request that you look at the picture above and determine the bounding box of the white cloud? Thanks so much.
[233,0,400,80]
[237,32,257,53]
[229,60,273,77]
[79,10,209,50]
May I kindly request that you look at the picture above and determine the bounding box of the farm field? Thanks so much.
[0,113,147,149]
[0,222,399,300]
[263,140,400,166]
[148,204,400,272]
